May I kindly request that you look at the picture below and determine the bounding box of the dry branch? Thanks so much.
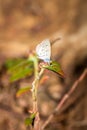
[41,69,87,130]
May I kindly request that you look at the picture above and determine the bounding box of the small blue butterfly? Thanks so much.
[36,39,51,63]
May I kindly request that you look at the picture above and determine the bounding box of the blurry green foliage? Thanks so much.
[5,55,64,101]
[25,113,36,126]
[16,86,31,97]
[5,58,34,81]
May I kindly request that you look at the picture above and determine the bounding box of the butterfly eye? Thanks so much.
[50,61,52,65]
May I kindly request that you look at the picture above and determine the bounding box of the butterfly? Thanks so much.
[36,39,51,63]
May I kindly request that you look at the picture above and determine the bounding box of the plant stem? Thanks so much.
[31,56,45,130]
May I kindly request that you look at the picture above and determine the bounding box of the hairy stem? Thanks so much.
[31,56,45,130]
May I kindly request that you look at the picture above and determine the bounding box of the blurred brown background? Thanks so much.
[0,0,87,57]
[0,0,87,130]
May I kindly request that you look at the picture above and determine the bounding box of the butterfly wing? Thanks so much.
[36,39,51,62]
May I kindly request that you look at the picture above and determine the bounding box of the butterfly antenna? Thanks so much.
[51,37,62,46]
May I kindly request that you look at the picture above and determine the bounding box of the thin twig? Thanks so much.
[41,69,87,130]
[51,37,61,45]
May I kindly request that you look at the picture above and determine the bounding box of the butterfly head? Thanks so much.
[43,58,51,63]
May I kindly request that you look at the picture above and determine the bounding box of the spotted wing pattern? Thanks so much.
[36,39,51,62]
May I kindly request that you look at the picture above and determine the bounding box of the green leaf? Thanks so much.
[25,117,32,126]
[30,113,36,119]
[42,61,65,78]
[10,66,33,82]
[6,58,34,81]
[16,86,31,97]
[5,58,26,69]
[25,113,36,126]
